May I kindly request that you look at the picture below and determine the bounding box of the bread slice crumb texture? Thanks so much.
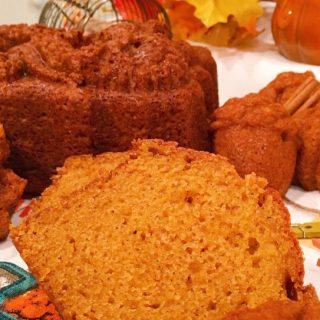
[12,139,305,320]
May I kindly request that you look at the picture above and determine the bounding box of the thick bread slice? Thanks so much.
[12,139,313,320]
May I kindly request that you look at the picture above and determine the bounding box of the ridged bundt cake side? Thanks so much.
[0,21,218,194]
[12,139,312,319]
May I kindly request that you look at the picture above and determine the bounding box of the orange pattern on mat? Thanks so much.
[4,288,61,319]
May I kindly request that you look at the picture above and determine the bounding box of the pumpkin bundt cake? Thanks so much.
[12,139,314,319]
[212,93,298,195]
[0,21,218,194]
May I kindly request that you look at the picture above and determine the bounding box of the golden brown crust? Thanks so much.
[213,94,289,129]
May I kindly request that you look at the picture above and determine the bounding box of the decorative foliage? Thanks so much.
[161,0,264,46]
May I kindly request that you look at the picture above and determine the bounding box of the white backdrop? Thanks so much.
[0,0,45,24]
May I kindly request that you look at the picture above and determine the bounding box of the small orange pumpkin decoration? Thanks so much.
[272,0,320,65]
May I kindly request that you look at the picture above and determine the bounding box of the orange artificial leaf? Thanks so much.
[162,1,204,40]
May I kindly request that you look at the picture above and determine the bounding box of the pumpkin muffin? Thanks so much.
[212,93,298,196]
[260,71,320,191]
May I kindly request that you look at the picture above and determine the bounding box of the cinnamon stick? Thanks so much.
[294,87,320,115]
[284,76,318,115]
